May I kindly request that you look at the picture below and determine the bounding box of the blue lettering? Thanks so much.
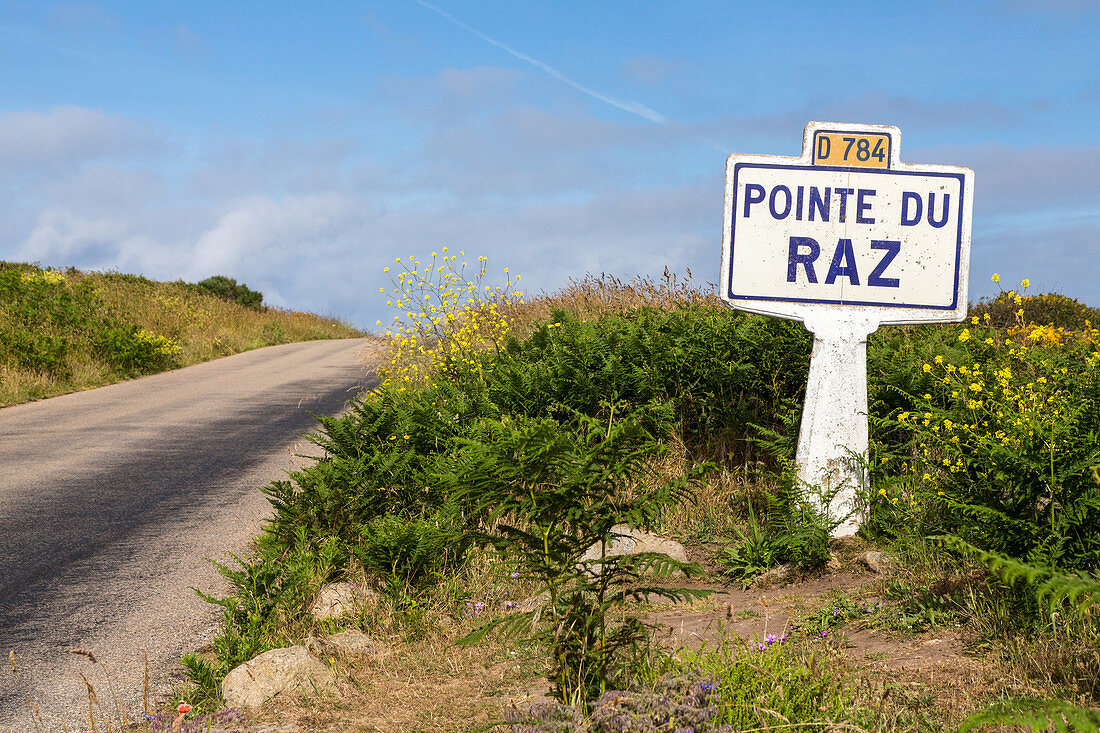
[856,189,876,224]
[787,237,820,283]
[769,185,792,219]
[795,185,805,221]
[868,240,901,287]
[808,187,830,222]
[928,192,950,228]
[825,238,860,285]
[743,184,766,218]
[900,191,922,226]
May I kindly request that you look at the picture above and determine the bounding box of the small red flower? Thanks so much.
[177,702,192,715]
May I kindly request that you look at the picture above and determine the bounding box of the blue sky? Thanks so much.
[1,1,1097,327]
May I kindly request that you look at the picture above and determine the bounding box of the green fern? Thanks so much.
[958,698,1100,733]
[941,535,1100,732]
[937,535,1100,614]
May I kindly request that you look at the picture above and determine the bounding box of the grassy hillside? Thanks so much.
[0,262,365,406]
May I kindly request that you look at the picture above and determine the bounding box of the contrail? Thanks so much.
[413,0,666,124]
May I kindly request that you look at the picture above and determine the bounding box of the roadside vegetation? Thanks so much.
[37,252,1098,731]
[0,262,365,407]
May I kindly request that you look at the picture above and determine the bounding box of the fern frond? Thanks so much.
[938,535,1100,614]
[958,698,1100,733]
[618,551,705,580]
[455,610,539,647]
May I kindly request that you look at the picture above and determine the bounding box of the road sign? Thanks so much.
[720,122,974,536]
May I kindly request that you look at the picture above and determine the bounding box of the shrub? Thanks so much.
[196,275,263,309]
[355,508,469,596]
[376,250,522,388]
[971,278,1100,330]
[181,534,346,704]
[94,324,182,375]
[484,306,812,466]
[878,313,1100,571]
[0,265,99,377]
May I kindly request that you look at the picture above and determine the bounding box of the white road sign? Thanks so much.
[722,121,973,325]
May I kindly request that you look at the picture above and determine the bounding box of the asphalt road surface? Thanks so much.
[0,338,373,731]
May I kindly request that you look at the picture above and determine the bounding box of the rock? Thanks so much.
[754,563,792,587]
[309,581,379,620]
[580,525,688,574]
[858,551,893,574]
[304,629,376,658]
[515,590,550,613]
[222,645,336,711]
[826,553,842,572]
[327,629,376,656]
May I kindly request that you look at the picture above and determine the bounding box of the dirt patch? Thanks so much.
[231,561,1004,732]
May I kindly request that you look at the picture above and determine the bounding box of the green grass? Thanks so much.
[0,262,365,406]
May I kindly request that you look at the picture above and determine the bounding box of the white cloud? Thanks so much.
[20,208,153,271]
[188,194,369,281]
[0,106,157,170]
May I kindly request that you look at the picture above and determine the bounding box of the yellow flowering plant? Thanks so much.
[376,250,523,389]
[879,279,1100,569]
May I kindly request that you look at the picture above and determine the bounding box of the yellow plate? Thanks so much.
[812,131,890,168]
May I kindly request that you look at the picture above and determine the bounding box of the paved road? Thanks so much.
[0,339,373,731]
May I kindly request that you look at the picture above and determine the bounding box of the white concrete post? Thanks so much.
[795,313,880,537]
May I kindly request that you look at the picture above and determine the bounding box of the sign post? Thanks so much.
[720,121,974,536]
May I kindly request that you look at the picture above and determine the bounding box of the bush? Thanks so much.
[196,275,263,309]
[971,288,1100,331]
[869,314,1100,572]
[484,306,812,466]
[0,265,99,377]
[94,324,182,375]
[355,508,468,596]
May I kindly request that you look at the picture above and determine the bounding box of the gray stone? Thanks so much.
[222,645,336,711]
[580,525,688,575]
[858,551,893,574]
[326,629,376,656]
[754,563,792,587]
[309,581,379,620]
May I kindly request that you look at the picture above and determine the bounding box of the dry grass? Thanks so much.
[502,269,718,339]
[76,271,363,365]
[261,633,545,733]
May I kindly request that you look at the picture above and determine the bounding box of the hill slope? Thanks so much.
[0,262,365,406]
